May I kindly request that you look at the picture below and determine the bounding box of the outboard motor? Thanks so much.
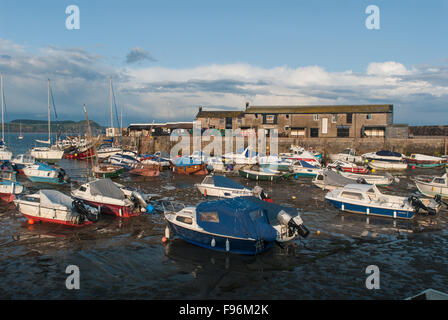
[356,177,367,184]
[130,190,148,212]
[277,210,310,238]
[408,195,436,216]
[73,199,100,222]
[254,186,273,203]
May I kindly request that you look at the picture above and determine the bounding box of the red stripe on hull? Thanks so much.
[22,214,93,227]
[0,193,15,202]
[81,200,141,218]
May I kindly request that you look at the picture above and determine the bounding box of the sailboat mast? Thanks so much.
[1,73,4,143]
[48,79,51,144]
[109,77,113,129]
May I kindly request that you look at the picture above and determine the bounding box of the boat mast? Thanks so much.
[1,73,4,143]
[48,79,51,145]
[109,77,113,130]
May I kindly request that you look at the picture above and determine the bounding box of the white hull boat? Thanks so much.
[368,160,408,171]
[313,169,392,191]
[329,148,362,163]
[30,147,64,162]
[414,173,448,199]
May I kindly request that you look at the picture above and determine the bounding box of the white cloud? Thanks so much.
[366,61,410,76]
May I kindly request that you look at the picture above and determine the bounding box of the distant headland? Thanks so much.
[5,119,104,135]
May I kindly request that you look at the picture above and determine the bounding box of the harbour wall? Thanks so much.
[116,135,448,158]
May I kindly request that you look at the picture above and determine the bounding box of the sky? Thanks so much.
[0,0,447,126]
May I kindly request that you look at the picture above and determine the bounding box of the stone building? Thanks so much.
[127,122,193,137]
[195,104,394,138]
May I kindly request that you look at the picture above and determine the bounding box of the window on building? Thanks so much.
[366,114,372,120]
[331,114,338,123]
[263,114,277,124]
[285,114,290,119]
[310,128,319,137]
[290,127,306,137]
[337,127,350,137]
[225,117,233,129]
[313,114,319,121]
[265,115,275,123]
[346,113,353,124]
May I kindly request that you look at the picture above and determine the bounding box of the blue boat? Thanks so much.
[325,184,441,219]
[23,162,70,184]
[164,196,309,255]
[290,160,320,177]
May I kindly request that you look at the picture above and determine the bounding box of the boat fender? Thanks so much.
[165,226,170,239]
[225,238,230,252]
[211,238,216,247]
[146,203,154,213]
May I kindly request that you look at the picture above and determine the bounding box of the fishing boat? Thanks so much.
[29,80,64,163]
[0,74,12,161]
[195,175,271,201]
[11,154,36,174]
[71,178,150,217]
[109,153,139,170]
[23,162,70,184]
[405,154,446,168]
[223,147,258,165]
[325,184,441,219]
[258,155,292,171]
[329,148,362,163]
[327,160,369,174]
[290,160,320,177]
[63,141,95,160]
[368,160,408,171]
[13,189,99,226]
[129,162,160,177]
[171,156,208,175]
[414,173,448,199]
[238,166,290,181]
[312,169,392,191]
[0,170,24,202]
[163,196,309,255]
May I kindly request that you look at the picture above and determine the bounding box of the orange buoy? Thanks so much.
[411,166,416,170]
[28,219,34,225]
[204,188,207,197]
[161,236,168,243]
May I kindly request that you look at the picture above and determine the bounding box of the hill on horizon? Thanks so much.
[6,119,105,134]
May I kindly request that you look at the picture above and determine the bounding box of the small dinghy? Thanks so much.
[23,162,70,184]
[312,169,392,191]
[92,164,124,179]
[327,160,369,174]
[405,154,446,168]
[223,147,258,165]
[338,170,395,186]
[13,189,99,226]
[325,184,442,219]
[368,160,408,171]
[11,154,36,174]
[71,178,150,217]
[171,156,208,175]
[290,160,320,177]
[195,175,271,200]
[163,196,309,255]
[0,170,24,202]
[414,173,448,199]
[238,166,290,181]
[329,148,362,163]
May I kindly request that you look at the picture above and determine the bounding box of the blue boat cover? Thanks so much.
[37,163,56,171]
[213,175,245,190]
[242,196,298,223]
[376,150,401,157]
[299,160,318,168]
[196,197,277,242]
[174,156,202,166]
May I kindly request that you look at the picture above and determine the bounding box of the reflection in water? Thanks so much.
[0,139,448,299]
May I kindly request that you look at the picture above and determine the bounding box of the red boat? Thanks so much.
[129,163,160,177]
[64,145,95,160]
[327,160,369,174]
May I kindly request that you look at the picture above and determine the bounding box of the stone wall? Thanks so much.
[117,135,448,158]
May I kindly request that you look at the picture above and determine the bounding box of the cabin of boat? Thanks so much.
[415,173,448,199]
[290,160,320,177]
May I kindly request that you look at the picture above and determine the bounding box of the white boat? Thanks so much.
[223,147,258,165]
[313,169,392,191]
[329,148,362,163]
[414,173,448,199]
[11,154,36,173]
[362,150,404,162]
[0,74,12,161]
[13,189,99,226]
[339,171,395,185]
[71,178,150,217]
[29,80,64,163]
[0,170,24,202]
[195,175,270,200]
[290,160,320,177]
[280,146,321,166]
[258,155,292,171]
[405,153,446,168]
[327,160,369,174]
[368,160,408,171]
[97,144,123,159]
[326,184,441,219]
[109,153,139,170]
[23,162,70,184]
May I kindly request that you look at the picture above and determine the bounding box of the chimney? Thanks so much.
[245,102,249,109]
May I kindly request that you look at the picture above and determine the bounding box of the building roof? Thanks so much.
[196,110,245,118]
[128,122,193,130]
[244,104,393,114]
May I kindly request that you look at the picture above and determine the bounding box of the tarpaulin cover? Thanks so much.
[376,150,402,157]
[89,178,125,199]
[242,196,299,223]
[39,189,73,209]
[321,169,355,187]
[196,197,277,241]
[213,175,245,190]
[174,156,202,166]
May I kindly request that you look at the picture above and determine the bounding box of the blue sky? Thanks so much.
[0,0,447,125]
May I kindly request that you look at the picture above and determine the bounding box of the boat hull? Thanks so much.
[415,181,448,199]
[167,221,273,255]
[238,169,285,181]
[196,184,253,198]
[22,213,93,227]
[171,163,208,175]
[78,199,140,218]
[327,198,414,219]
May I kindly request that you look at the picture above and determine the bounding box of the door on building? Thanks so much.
[310,128,319,137]
[225,117,233,129]
[322,118,328,134]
